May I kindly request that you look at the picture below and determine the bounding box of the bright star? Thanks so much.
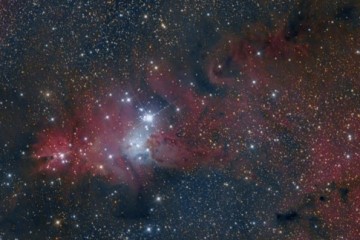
[143,114,154,123]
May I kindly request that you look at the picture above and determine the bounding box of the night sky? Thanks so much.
[0,0,360,239]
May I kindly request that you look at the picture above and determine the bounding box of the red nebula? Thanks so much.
[32,92,153,188]
[146,25,309,173]
[145,24,360,235]
[32,22,360,208]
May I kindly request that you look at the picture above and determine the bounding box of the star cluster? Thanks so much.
[0,0,360,239]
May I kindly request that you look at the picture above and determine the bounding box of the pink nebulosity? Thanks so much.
[32,23,360,208]
[146,26,309,172]
[32,92,154,188]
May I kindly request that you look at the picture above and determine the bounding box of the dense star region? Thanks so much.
[0,0,360,239]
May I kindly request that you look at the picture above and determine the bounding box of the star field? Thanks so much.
[0,0,360,239]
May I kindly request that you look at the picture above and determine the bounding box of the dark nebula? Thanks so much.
[0,0,359,239]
